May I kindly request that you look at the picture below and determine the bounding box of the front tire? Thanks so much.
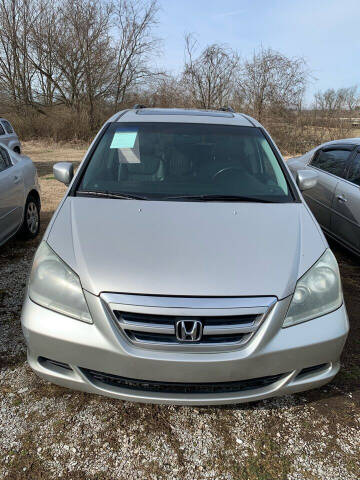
[19,195,40,239]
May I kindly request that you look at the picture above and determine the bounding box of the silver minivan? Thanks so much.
[21,108,349,405]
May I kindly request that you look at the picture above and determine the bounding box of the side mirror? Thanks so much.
[296,169,318,191]
[53,162,74,186]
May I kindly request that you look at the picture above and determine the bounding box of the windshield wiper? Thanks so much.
[160,194,275,203]
[76,191,149,200]
[77,191,277,203]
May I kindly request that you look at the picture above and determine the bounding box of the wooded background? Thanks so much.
[1,0,359,153]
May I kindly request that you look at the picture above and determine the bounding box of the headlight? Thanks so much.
[283,249,342,327]
[29,242,92,323]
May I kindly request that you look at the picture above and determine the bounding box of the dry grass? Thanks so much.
[21,140,88,224]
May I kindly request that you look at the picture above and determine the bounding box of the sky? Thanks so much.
[156,0,360,104]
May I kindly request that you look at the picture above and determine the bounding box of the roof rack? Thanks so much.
[133,104,147,110]
[219,106,235,113]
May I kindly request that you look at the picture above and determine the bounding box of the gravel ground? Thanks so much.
[0,142,359,480]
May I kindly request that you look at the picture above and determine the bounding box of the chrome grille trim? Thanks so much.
[125,331,254,348]
[101,293,276,310]
[203,319,262,335]
[118,316,262,336]
[101,294,277,352]
[119,319,174,334]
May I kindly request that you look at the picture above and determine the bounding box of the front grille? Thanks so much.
[81,368,286,394]
[101,293,276,352]
[114,311,260,347]
[129,331,248,344]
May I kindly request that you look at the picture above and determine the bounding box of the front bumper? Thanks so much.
[21,293,349,405]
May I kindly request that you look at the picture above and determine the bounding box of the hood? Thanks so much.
[47,197,326,298]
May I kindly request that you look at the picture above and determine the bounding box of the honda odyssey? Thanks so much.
[21,107,349,405]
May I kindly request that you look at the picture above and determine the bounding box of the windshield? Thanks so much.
[77,122,294,202]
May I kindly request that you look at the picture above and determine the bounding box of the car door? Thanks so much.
[331,149,360,254]
[0,146,24,245]
[304,145,355,230]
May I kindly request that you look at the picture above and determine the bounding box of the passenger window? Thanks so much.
[0,147,9,172]
[348,152,360,186]
[1,120,14,134]
[311,148,351,178]
[0,124,5,136]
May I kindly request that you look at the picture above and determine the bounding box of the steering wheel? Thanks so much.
[212,167,244,181]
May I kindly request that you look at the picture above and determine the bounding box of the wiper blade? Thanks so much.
[77,191,149,200]
[161,194,274,203]
[77,191,276,203]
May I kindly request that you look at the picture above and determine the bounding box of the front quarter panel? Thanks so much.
[7,137,21,152]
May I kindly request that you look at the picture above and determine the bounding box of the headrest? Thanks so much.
[127,155,160,174]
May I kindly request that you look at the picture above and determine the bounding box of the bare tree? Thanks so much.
[111,0,161,106]
[62,0,114,127]
[238,47,309,121]
[0,0,160,123]
[26,0,114,122]
[344,85,359,111]
[314,88,340,111]
[0,0,35,109]
[314,86,359,112]
[183,34,239,109]
[141,74,192,108]
[29,0,64,107]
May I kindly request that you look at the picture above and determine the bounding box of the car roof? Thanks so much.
[321,137,360,147]
[109,108,261,127]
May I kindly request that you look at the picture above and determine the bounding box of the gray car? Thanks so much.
[287,138,360,256]
[21,108,348,405]
[0,118,21,153]
[0,143,41,246]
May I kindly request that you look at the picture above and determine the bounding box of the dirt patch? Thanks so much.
[0,142,359,479]
[22,140,87,220]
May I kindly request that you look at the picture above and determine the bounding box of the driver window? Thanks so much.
[310,148,350,178]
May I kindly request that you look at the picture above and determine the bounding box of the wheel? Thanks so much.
[13,146,21,154]
[19,195,40,239]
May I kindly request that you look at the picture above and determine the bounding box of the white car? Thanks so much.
[0,118,21,153]
[0,143,41,246]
